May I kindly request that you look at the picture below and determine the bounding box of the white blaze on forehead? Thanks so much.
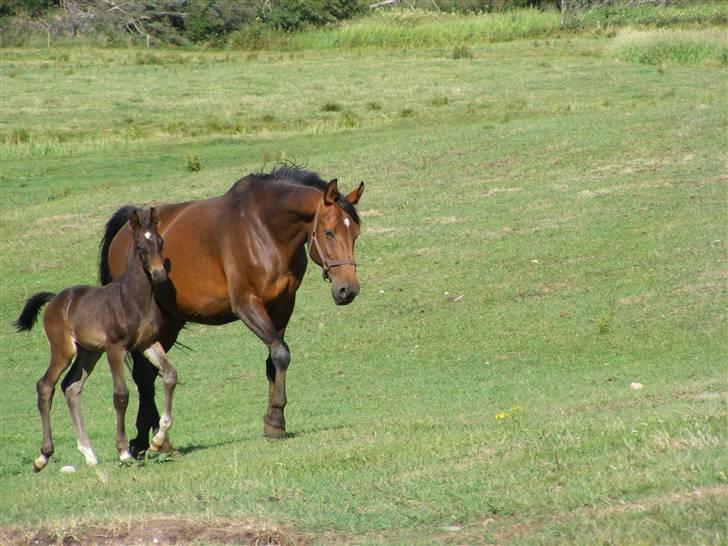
[144,231,152,240]
[343,217,351,228]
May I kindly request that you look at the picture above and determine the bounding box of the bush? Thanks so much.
[185,0,257,42]
[262,0,367,31]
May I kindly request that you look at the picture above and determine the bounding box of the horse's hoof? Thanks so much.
[264,422,287,440]
[31,462,44,473]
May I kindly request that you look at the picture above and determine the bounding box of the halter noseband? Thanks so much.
[309,202,356,282]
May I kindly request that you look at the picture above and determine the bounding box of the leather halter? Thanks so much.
[309,201,356,281]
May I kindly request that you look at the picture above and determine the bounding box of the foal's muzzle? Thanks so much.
[150,267,168,284]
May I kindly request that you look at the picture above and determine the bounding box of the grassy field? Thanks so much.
[1,24,727,546]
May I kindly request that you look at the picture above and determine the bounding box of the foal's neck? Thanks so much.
[118,250,154,305]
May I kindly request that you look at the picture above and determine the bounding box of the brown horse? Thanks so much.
[15,209,177,471]
[85,167,364,456]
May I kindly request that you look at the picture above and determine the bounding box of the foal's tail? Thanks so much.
[99,205,140,285]
[14,292,56,332]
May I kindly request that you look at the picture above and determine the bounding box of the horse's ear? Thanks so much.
[324,179,339,205]
[129,210,141,231]
[149,207,159,229]
[345,182,364,205]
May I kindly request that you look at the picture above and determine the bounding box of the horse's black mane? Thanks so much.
[256,165,360,225]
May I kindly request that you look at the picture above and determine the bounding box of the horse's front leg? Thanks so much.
[234,298,292,440]
[129,352,160,457]
[264,341,289,439]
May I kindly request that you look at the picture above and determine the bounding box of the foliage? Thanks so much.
[1,1,725,47]
[0,0,58,17]
[262,0,367,32]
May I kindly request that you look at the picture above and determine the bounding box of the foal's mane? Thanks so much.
[256,166,361,225]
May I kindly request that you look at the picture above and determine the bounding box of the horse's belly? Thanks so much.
[173,291,237,324]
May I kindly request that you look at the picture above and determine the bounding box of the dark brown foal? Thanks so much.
[15,208,177,472]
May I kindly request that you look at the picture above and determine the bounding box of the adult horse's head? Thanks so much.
[309,179,364,305]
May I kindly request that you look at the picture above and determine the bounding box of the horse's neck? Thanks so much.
[261,187,319,250]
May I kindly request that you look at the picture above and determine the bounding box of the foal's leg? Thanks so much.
[129,320,184,457]
[63,347,103,466]
[142,343,177,452]
[34,327,76,472]
[107,346,132,462]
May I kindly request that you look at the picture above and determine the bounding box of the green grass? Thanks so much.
[1,25,727,545]
[611,28,728,66]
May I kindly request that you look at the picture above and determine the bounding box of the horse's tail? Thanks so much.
[99,205,140,285]
[14,292,56,332]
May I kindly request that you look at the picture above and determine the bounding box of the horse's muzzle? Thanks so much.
[332,283,358,306]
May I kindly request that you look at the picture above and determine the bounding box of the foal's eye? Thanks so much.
[324,229,334,239]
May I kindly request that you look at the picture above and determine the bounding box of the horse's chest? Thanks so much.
[263,273,300,304]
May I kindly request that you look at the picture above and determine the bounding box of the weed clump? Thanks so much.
[321,102,342,112]
[429,96,449,107]
[452,45,474,60]
[185,153,201,173]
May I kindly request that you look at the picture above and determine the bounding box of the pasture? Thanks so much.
[1,24,727,545]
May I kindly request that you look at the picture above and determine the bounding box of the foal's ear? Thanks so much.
[149,207,160,229]
[129,210,141,231]
[345,182,364,205]
[324,179,339,205]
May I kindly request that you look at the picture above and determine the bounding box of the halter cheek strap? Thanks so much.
[309,202,356,282]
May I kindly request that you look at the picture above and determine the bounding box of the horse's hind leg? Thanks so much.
[107,346,132,462]
[142,343,177,453]
[63,347,103,466]
[34,326,76,472]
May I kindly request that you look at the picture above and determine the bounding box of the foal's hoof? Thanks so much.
[32,455,48,473]
[263,422,287,440]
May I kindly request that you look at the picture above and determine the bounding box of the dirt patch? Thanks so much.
[481,187,522,198]
[359,209,384,218]
[423,216,463,225]
[1,517,301,546]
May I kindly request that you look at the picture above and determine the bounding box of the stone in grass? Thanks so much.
[60,465,76,473]
[630,382,644,390]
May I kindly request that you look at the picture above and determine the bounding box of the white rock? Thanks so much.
[60,465,76,473]
[629,382,644,390]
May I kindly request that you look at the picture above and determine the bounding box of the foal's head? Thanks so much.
[129,208,167,284]
[310,180,364,305]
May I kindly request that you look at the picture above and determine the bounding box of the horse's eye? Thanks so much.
[324,229,334,239]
